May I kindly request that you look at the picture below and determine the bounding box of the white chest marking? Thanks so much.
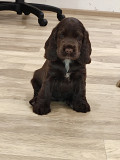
[64,59,71,78]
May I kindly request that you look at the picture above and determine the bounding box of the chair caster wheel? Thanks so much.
[23,11,30,15]
[38,18,48,26]
[17,11,22,15]
[57,14,65,21]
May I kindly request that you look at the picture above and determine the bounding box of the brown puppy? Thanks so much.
[30,17,92,115]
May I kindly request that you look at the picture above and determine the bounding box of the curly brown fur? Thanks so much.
[29,17,92,115]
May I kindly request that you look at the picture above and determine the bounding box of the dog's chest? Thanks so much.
[63,59,71,78]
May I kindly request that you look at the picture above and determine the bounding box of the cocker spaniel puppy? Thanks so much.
[30,17,92,115]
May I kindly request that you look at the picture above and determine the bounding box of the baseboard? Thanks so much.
[62,8,120,18]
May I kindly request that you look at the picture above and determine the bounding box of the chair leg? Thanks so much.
[29,3,65,21]
[0,2,22,14]
[21,3,48,26]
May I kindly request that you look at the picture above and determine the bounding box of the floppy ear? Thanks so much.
[79,29,92,64]
[44,26,58,61]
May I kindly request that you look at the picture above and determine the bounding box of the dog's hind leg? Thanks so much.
[29,78,41,106]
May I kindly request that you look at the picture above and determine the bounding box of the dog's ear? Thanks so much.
[44,26,58,61]
[79,29,92,64]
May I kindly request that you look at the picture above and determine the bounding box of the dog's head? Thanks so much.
[44,17,92,64]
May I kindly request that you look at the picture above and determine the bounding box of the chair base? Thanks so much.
[0,0,65,26]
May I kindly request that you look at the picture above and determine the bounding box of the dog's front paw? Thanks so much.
[33,100,51,115]
[73,100,90,113]
[29,97,37,106]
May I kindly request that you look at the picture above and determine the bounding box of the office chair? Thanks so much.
[0,0,65,26]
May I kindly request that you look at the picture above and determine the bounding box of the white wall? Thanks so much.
[6,0,120,12]
[26,0,120,12]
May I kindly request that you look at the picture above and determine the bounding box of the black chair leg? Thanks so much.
[0,0,65,26]
[29,3,65,21]
[0,2,22,14]
[21,3,48,26]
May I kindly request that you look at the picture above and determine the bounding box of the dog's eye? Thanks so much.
[77,36,82,42]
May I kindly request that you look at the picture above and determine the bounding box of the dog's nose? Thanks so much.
[65,48,73,54]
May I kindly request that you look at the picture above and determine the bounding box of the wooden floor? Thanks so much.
[0,10,120,160]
